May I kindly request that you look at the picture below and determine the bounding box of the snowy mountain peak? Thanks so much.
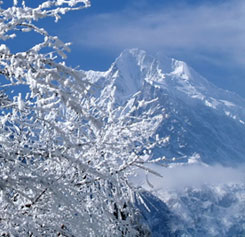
[111,49,245,120]
[114,48,155,71]
[112,49,207,88]
[114,49,192,79]
[108,49,147,98]
[85,49,245,165]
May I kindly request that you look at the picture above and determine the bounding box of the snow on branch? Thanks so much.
[0,1,163,236]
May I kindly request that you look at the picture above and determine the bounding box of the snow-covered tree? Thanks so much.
[0,1,164,236]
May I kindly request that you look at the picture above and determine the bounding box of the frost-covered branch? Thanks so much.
[0,1,164,236]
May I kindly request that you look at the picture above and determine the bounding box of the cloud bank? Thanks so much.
[133,163,245,191]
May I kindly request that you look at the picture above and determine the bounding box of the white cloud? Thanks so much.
[133,163,245,192]
[73,0,245,66]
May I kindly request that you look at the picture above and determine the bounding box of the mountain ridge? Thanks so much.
[86,48,245,122]
[85,48,245,166]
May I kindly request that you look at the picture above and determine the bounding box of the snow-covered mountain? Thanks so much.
[85,49,245,236]
[86,48,245,166]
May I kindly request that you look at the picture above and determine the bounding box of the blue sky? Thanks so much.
[4,0,245,98]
